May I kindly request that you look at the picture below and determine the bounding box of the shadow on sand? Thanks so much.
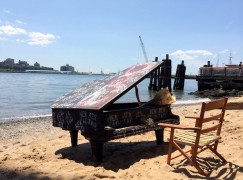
[0,168,53,180]
[55,140,171,171]
[1,141,242,179]
[55,140,243,179]
[172,157,243,179]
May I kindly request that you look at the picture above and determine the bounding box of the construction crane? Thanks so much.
[139,36,148,62]
[229,50,232,64]
[216,54,219,67]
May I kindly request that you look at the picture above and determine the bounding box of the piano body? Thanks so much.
[52,62,179,162]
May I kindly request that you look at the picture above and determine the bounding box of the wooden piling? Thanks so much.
[148,54,172,91]
[173,60,186,90]
[148,57,159,90]
[161,54,172,91]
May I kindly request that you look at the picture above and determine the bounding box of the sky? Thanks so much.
[0,0,242,74]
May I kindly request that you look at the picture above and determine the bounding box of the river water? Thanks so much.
[0,73,207,122]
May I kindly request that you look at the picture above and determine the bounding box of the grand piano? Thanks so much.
[52,62,179,162]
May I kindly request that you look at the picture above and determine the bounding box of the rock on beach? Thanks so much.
[189,88,243,98]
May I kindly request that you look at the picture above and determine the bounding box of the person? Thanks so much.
[239,62,242,67]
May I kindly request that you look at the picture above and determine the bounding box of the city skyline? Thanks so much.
[0,57,107,74]
[0,0,243,74]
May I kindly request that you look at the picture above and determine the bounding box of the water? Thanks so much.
[0,73,208,122]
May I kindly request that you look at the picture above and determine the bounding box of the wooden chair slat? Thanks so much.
[201,124,221,134]
[204,98,227,111]
[202,113,223,123]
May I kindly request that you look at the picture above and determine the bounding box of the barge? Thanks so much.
[196,61,243,90]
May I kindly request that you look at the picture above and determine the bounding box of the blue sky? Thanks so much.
[0,0,242,74]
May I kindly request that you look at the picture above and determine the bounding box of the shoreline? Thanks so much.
[0,71,112,76]
[0,96,243,179]
[0,114,52,124]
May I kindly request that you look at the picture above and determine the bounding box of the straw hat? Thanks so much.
[152,87,176,105]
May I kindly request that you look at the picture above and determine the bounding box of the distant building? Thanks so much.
[18,60,29,67]
[60,64,74,72]
[3,58,15,67]
[34,62,40,68]
[100,68,104,74]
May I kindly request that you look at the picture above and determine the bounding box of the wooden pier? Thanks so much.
[148,58,243,91]
[148,54,189,91]
[173,60,186,90]
[148,54,172,91]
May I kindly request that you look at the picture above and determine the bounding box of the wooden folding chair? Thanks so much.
[159,98,228,176]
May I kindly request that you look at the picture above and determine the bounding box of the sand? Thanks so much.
[0,97,243,180]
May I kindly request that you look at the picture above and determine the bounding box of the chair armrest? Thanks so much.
[158,123,201,131]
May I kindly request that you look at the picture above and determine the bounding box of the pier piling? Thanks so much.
[173,60,186,90]
[149,54,172,91]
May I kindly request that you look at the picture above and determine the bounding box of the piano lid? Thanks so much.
[51,61,162,110]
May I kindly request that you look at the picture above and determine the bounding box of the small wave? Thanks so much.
[172,98,211,106]
[0,114,52,123]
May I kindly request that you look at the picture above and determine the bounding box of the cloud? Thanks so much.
[170,49,213,60]
[28,32,58,46]
[219,49,229,54]
[0,25,27,35]
[185,50,213,56]
[16,19,27,25]
[0,21,59,46]
[16,39,26,43]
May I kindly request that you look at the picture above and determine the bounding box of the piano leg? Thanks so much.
[155,129,164,145]
[69,130,78,147]
[90,140,104,162]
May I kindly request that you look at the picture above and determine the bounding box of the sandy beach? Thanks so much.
[1,97,243,180]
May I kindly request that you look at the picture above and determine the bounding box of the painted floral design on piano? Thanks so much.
[57,111,65,127]
[74,111,99,131]
[65,111,73,128]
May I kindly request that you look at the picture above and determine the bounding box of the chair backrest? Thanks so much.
[196,98,228,136]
